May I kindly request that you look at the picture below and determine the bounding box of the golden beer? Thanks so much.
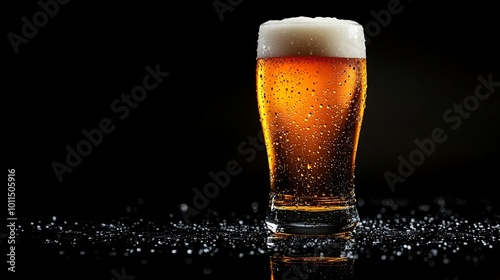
[256,17,367,234]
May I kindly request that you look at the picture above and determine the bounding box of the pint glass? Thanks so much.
[256,17,367,234]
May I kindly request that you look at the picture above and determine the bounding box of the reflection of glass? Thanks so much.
[268,233,356,280]
[256,17,367,234]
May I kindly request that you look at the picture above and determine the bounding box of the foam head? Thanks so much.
[257,16,365,59]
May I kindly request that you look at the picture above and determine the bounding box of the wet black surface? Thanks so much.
[11,197,500,280]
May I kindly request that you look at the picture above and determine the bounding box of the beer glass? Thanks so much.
[256,17,367,234]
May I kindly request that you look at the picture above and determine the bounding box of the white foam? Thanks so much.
[257,17,366,59]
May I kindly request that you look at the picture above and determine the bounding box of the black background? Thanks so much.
[4,0,500,279]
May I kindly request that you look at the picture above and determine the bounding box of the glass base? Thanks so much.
[265,205,360,235]
[267,231,356,258]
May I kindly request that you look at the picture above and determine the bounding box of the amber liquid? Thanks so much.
[257,56,367,233]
